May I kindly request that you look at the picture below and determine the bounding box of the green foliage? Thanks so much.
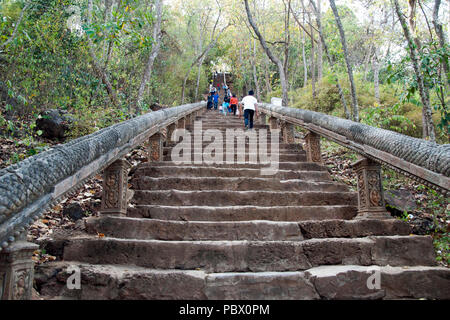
[361,102,416,134]
[386,40,449,139]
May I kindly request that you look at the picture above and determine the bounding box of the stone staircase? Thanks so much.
[35,110,450,300]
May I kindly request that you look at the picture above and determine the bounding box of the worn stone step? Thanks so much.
[163,153,305,162]
[130,177,347,192]
[165,142,303,151]
[35,262,450,300]
[127,205,358,221]
[205,265,450,300]
[61,236,436,273]
[136,161,321,171]
[85,216,409,241]
[86,217,303,241]
[131,190,357,206]
[132,166,331,180]
[163,147,303,154]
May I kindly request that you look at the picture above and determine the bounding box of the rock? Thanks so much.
[384,189,417,216]
[63,203,85,221]
[35,109,74,140]
[149,103,166,112]
[409,217,435,235]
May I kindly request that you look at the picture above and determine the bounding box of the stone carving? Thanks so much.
[104,170,120,209]
[357,171,367,208]
[0,241,38,300]
[13,269,31,300]
[100,159,131,215]
[352,158,390,219]
[148,133,163,162]
[0,102,204,249]
[305,131,322,163]
[368,171,383,207]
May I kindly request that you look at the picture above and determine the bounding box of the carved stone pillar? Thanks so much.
[147,132,164,162]
[269,116,278,130]
[177,117,185,130]
[100,159,131,216]
[282,122,295,143]
[305,131,322,163]
[185,114,192,127]
[167,122,177,143]
[0,240,39,300]
[352,158,392,219]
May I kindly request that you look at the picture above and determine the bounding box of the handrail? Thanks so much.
[259,103,450,194]
[0,102,205,250]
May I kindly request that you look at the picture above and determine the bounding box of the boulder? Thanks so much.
[35,109,74,140]
[384,189,417,215]
[63,203,85,221]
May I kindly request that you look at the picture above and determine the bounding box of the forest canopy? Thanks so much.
[0,0,448,150]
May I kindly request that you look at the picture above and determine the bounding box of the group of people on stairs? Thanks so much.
[206,86,259,130]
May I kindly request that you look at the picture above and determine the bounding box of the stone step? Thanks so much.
[163,153,305,162]
[132,166,331,180]
[165,143,302,151]
[136,161,320,171]
[61,236,436,273]
[127,205,358,221]
[85,216,410,241]
[163,147,303,154]
[185,124,270,129]
[130,177,347,192]
[35,262,450,300]
[130,190,357,206]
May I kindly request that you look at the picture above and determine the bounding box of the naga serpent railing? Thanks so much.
[259,103,450,196]
[0,102,205,251]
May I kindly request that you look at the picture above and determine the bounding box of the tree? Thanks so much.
[244,0,289,106]
[329,0,359,122]
[392,0,436,142]
[135,0,163,112]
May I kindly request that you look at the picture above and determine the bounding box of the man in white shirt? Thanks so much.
[239,90,258,130]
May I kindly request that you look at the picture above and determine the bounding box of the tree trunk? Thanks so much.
[264,56,272,94]
[245,0,288,106]
[87,0,119,108]
[302,27,308,88]
[135,0,163,111]
[310,20,316,100]
[309,0,350,119]
[251,39,261,101]
[393,0,436,142]
[316,0,323,81]
[329,0,359,122]
[373,54,380,103]
[195,57,205,101]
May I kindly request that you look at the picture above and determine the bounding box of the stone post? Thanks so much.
[282,122,295,143]
[167,122,177,144]
[0,240,39,300]
[305,131,322,163]
[147,132,164,162]
[177,117,185,130]
[269,116,278,130]
[352,158,392,219]
[100,159,131,216]
[185,114,192,128]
